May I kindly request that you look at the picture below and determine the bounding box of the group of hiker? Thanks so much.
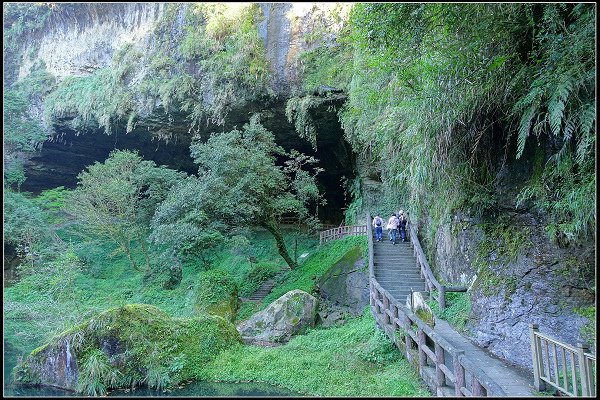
[372,210,408,245]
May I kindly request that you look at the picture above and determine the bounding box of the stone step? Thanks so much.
[374,263,417,268]
[374,271,421,277]
[373,253,417,260]
[373,262,417,267]
[379,286,426,291]
[375,270,422,276]
[375,277,425,283]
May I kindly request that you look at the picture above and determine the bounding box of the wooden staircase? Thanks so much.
[372,236,426,304]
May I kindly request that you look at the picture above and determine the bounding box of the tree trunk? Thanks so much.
[120,240,141,272]
[263,220,298,270]
[138,239,151,273]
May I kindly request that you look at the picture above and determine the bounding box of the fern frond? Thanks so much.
[575,103,596,165]
[547,78,572,136]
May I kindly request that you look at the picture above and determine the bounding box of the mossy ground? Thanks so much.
[15,304,242,396]
[5,222,429,396]
[198,309,430,396]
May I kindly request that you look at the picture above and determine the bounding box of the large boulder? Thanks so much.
[316,247,369,315]
[13,304,242,395]
[237,290,318,343]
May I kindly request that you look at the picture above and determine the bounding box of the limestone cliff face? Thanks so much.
[16,3,348,96]
[424,151,595,371]
[18,3,164,82]
[10,2,355,210]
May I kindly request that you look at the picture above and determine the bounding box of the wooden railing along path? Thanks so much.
[407,221,466,310]
[319,224,367,245]
[319,213,595,397]
[317,212,465,309]
[366,211,507,396]
[530,324,596,396]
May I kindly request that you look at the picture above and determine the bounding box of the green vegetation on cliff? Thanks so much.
[292,3,596,246]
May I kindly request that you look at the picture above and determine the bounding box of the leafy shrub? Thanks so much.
[195,269,239,322]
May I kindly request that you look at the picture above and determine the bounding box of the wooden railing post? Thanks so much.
[435,342,445,388]
[418,327,427,368]
[454,350,465,396]
[472,375,483,396]
[530,324,546,392]
[577,342,590,396]
[392,304,399,330]
[439,285,446,310]
[405,314,414,363]
[383,295,390,325]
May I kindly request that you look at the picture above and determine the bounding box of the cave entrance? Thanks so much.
[21,100,356,225]
[262,98,356,225]
[20,124,197,194]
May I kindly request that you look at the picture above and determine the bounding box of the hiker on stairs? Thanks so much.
[387,213,399,245]
[372,213,384,242]
[398,210,408,242]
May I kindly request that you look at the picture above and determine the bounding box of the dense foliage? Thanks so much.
[2,3,596,396]
[292,3,595,245]
[37,3,272,140]
[66,150,185,274]
[151,116,324,270]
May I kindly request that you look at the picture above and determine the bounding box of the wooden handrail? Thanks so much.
[369,275,507,396]
[319,224,367,245]
[407,219,466,309]
[367,211,507,396]
[530,324,596,396]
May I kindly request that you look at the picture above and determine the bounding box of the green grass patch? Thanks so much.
[261,235,367,306]
[197,310,430,397]
[428,291,472,332]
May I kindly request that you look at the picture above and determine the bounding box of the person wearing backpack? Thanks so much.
[387,213,399,245]
[372,213,383,242]
[398,210,408,242]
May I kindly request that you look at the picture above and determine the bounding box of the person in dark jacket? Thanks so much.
[398,210,408,242]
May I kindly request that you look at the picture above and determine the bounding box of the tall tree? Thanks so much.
[66,150,185,273]
[152,116,323,269]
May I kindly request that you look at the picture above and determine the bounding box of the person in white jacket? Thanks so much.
[387,213,399,245]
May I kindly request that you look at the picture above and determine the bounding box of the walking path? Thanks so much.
[372,233,536,396]
[240,265,290,303]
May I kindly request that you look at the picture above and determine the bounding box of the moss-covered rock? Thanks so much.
[195,269,240,322]
[12,304,242,395]
[237,289,318,343]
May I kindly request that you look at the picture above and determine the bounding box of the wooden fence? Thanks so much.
[391,214,466,310]
[319,224,367,245]
[530,324,596,396]
[367,214,506,396]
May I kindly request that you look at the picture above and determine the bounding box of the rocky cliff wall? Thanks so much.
[16,3,348,95]
[424,147,596,371]
[18,3,164,82]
